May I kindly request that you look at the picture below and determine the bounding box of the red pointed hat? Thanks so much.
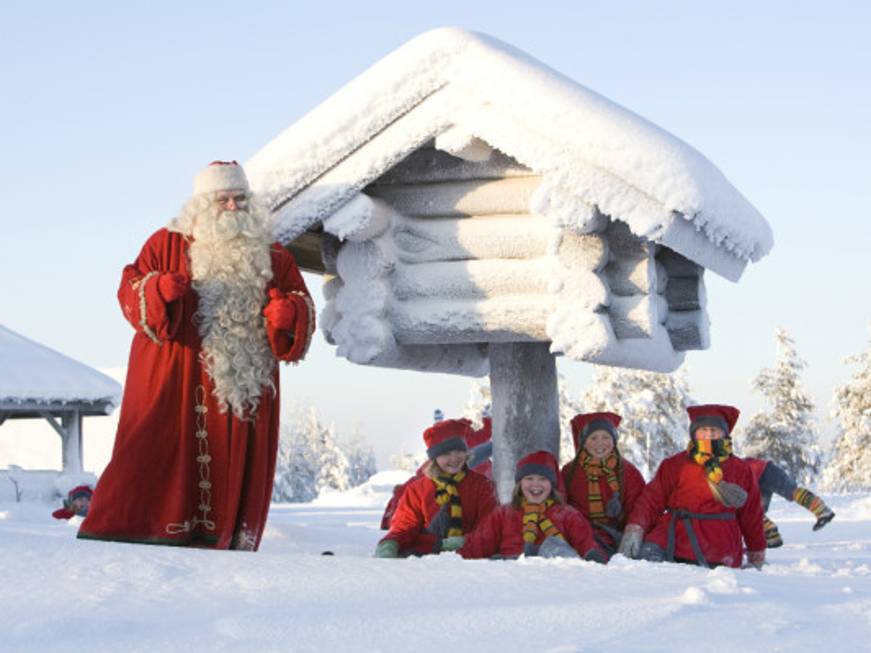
[514,450,559,486]
[68,485,93,501]
[570,412,622,453]
[423,418,473,459]
[687,404,740,437]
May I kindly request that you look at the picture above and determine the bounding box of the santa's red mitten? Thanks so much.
[157,273,190,303]
[263,289,297,330]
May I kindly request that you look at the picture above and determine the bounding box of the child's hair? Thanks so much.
[424,453,470,479]
[511,481,564,509]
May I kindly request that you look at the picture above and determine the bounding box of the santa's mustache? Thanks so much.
[206,210,264,241]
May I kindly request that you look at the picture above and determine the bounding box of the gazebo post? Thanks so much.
[61,409,83,473]
[488,342,560,502]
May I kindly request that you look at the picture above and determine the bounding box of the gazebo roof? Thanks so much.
[0,324,121,414]
[247,27,772,282]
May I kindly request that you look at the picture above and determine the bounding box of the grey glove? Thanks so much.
[426,504,450,538]
[538,535,580,559]
[374,540,399,558]
[523,541,539,557]
[468,441,493,470]
[440,536,465,552]
[617,524,644,559]
[605,492,623,519]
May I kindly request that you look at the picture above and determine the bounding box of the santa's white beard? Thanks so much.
[182,201,277,419]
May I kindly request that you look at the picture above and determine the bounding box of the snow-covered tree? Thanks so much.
[738,329,821,484]
[822,331,871,491]
[310,411,350,494]
[579,365,692,478]
[389,450,424,473]
[272,412,320,503]
[345,427,377,487]
[462,380,491,429]
[273,406,351,502]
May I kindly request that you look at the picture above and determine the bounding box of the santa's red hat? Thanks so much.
[570,412,622,453]
[193,160,249,196]
[687,404,740,438]
[514,450,560,486]
[423,418,473,459]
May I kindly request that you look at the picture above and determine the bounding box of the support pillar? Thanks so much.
[61,410,83,473]
[488,342,560,502]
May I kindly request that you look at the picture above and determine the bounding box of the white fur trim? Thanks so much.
[193,162,250,196]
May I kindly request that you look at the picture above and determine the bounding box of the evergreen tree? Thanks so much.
[311,410,350,493]
[272,411,320,503]
[822,331,871,491]
[739,329,821,484]
[389,450,424,473]
[579,365,692,478]
[345,427,378,487]
[462,380,491,429]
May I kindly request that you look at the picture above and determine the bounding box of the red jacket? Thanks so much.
[743,457,769,484]
[460,502,600,560]
[561,457,646,536]
[628,452,766,567]
[381,469,497,556]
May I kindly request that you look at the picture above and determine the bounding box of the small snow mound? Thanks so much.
[843,496,871,521]
[679,586,709,605]
[705,569,740,595]
[795,557,824,575]
[311,470,412,508]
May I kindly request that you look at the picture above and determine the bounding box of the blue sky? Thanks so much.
[2,1,869,464]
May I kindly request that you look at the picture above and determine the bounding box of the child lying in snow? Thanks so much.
[52,485,93,520]
[374,419,497,558]
[458,450,606,562]
[742,457,835,548]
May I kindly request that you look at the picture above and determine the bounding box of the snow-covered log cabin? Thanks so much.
[247,28,772,378]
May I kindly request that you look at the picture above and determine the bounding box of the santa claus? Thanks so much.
[78,161,314,550]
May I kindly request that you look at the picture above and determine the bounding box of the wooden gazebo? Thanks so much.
[0,324,121,473]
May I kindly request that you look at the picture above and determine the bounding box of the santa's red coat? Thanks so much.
[627,452,766,567]
[561,457,646,550]
[78,229,313,550]
[380,469,497,555]
[460,502,600,559]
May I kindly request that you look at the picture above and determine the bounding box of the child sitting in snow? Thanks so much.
[743,457,835,548]
[561,412,646,559]
[618,405,766,569]
[380,408,492,530]
[459,450,605,562]
[52,485,93,520]
[374,418,498,558]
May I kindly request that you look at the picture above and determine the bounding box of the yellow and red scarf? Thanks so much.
[687,437,735,505]
[521,498,562,543]
[579,450,621,522]
[433,471,466,537]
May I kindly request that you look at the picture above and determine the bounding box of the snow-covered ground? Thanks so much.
[2,471,869,653]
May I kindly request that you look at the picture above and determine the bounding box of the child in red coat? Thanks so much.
[619,405,766,569]
[460,450,605,562]
[375,419,497,558]
[561,412,646,559]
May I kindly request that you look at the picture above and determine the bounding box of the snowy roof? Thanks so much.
[0,324,121,408]
[247,27,772,282]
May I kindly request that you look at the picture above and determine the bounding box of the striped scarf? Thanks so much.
[687,437,732,483]
[433,471,466,538]
[580,450,621,522]
[521,498,563,544]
